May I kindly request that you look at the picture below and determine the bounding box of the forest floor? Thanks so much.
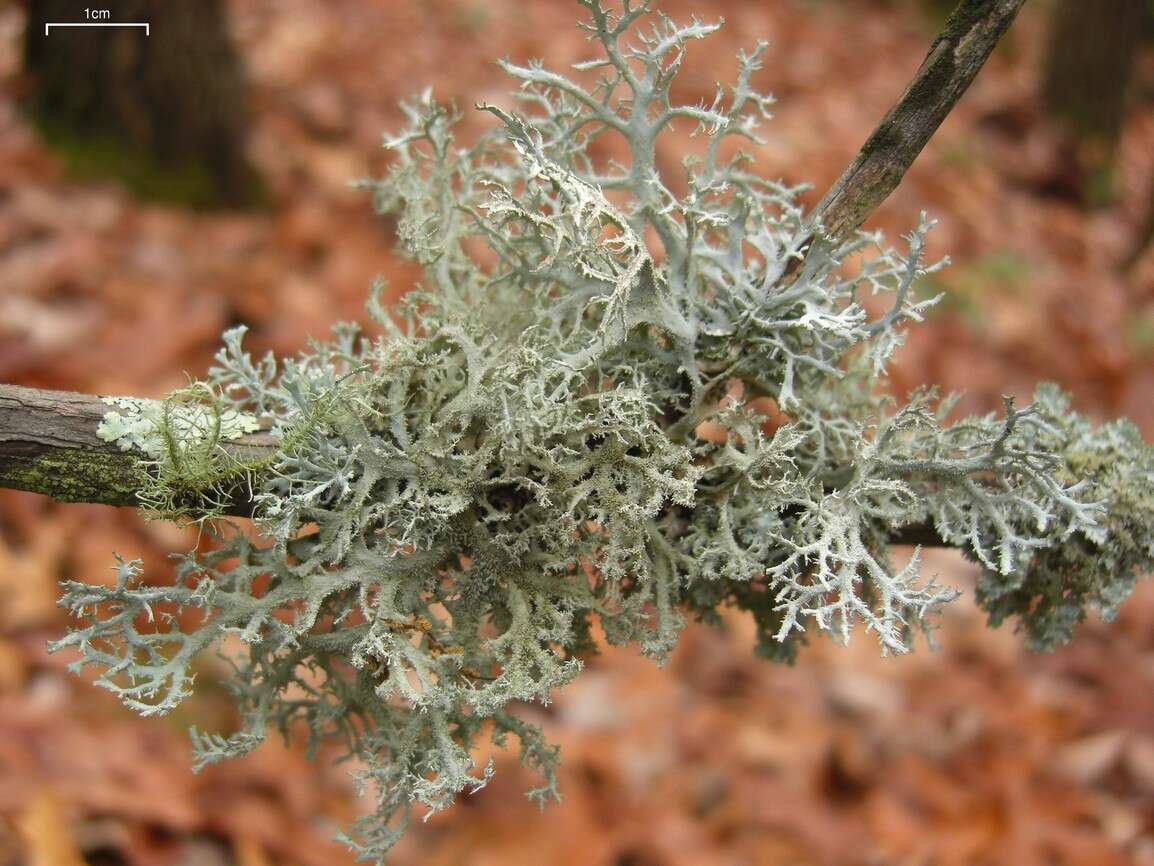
[1,1,1154,865]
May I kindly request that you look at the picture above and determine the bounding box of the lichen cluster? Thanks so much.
[52,2,1154,860]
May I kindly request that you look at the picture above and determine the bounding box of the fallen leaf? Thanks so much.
[14,791,87,866]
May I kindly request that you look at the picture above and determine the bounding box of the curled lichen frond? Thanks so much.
[98,389,261,461]
[98,386,263,519]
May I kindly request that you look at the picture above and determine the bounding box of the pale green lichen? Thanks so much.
[97,386,264,518]
[51,3,1154,862]
[98,393,261,459]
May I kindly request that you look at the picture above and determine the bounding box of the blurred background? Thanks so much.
[2,1,1154,864]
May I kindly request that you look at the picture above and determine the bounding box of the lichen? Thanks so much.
[96,387,265,518]
[98,393,261,459]
[50,3,1154,862]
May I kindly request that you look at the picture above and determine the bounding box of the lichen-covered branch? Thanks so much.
[0,383,275,514]
[3,3,1152,863]
[0,385,145,508]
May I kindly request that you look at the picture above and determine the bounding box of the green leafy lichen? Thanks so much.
[98,392,262,459]
[51,2,1154,861]
[97,386,265,517]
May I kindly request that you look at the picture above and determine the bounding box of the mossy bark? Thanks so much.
[1,447,143,508]
[23,0,263,208]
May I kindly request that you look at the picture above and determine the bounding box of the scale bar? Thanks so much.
[45,22,150,36]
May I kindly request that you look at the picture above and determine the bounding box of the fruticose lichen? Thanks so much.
[51,2,1154,861]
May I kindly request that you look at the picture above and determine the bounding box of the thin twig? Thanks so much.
[811,0,1026,247]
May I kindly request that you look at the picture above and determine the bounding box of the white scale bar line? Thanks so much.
[45,22,150,36]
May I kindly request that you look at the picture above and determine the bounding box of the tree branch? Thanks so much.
[811,0,1027,245]
[0,385,948,546]
[0,384,275,515]
[0,0,1029,542]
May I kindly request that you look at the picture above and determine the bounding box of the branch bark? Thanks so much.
[0,0,1028,540]
[0,384,275,515]
[811,0,1026,245]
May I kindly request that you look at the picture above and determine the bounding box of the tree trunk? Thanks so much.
[1042,0,1147,206]
[23,0,263,208]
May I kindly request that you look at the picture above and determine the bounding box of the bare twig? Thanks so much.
[811,0,1027,246]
